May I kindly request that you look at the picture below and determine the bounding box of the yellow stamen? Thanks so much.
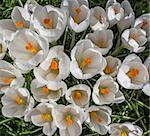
[104,65,112,74]
[90,111,103,123]
[1,78,15,84]
[43,18,53,29]
[15,96,24,105]
[42,87,49,94]
[66,115,73,126]
[25,42,38,54]
[98,38,106,48]
[50,59,59,70]
[41,113,52,121]
[74,91,82,100]
[100,88,109,95]
[0,44,2,53]
[80,58,92,68]
[73,16,79,24]
[73,7,81,24]
[16,20,23,28]
[127,68,139,78]
[121,131,127,136]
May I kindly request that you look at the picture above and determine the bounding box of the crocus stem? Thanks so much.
[0,118,13,125]
[111,44,124,56]
[63,26,68,46]
[69,31,76,50]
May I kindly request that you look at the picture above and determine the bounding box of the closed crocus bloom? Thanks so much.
[9,29,49,72]
[1,87,34,118]
[34,46,70,84]
[117,54,149,89]
[90,6,109,31]
[52,104,84,136]
[0,37,7,60]
[70,39,107,79]
[85,106,112,135]
[106,0,124,27]
[25,102,57,136]
[122,28,147,53]
[31,5,67,42]
[109,122,143,136]
[65,84,91,109]
[101,56,121,77]
[86,29,114,55]
[0,60,25,93]
[117,0,135,31]
[31,79,67,102]
[92,76,125,105]
[134,13,150,41]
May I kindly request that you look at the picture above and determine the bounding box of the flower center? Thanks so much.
[43,18,53,29]
[73,7,81,24]
[98,38,106,48]
[129,32,139,40]
[66,115,73,126]
[121,131,128,136]
[99,15,104,24]
[141,20,149,29]
[74,91,82,100]
[41,113,52,121]
[50,59,59,70]
[25,42,38,54]
[16,20,23,28]
[1,77,15,84]
[15,96,25,105]
[114,6,120,14]
[99,88,109,95]
[90,111,103,123]
[42,87,49,94]
[104,65,112,74]
[127,68,139,78]
[80,58,92,69]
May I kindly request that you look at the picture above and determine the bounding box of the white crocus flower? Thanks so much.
[9,29,49,72]
[90,6,109,31]
[134,13,150,41]
[117,54,149,89]
[117,0,135,31]
[101,56,121,77]
[106,0,124,27]
[0,37,7,60]
[86,29,114,55]
[31,5,67,42]
[92,76,125,105]
[142,56,150,96]
[65,84,91,109]
[31,79,67,102]
[52,104,84,136]
[121,28,147,53]
[70,39,107,79]
[85,106,112,135]
[109,122,143,136]
[34,46,70,84]
[24,102,57,136]
[0,60,25,93]
[1,87,34,118]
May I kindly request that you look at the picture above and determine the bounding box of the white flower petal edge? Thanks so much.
[0,36,7,60]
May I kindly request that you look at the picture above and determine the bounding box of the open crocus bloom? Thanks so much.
[0,37,7,60]
[31,79,67,102]
[34,46,70,84]
[52,104,84,136]
[85,106,112,135]
[122,28,147,53]
[106,0,124,27]
[9,29,49,72]
[90,6,109,31]
[24,102,57,136]
[65,84,91,109]
[31,5,67,42]
[86,29,113,55]
[1,87,34,118]
[0,60,25,93]
[101,56,121,77]
[70,39,107,79]
[92,76,125,105]
[134,13,150,41]
[109,122,143,136]
[117,0,135,31]
[117,54,149,89]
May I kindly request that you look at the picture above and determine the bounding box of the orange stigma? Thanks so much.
[41,113,52,121]
[1,78,15,84]
[25,42,37,54]
[80,58,92,68]
[50,59,59,70]
[16,20,23,28]
[74,91,82,100]
[104,66,112,74]
[100,88,109,95]
[43,18,53,29]
[15,96,24,105]
[66,115,73,126]
[127,68,139,78]
[75,7,81,15]
[73,7,81,24]
[42,87,49,94]
[90,111,103,123]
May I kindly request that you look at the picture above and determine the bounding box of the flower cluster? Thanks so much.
[0,0,149,136]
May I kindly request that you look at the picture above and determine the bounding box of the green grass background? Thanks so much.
[0,0,149,136]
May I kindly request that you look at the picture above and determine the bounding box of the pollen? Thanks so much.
[16,20,23,28]
[127,68,139,78]
[41,113,52,121]
[42,87,49,94]
[1,78,15,84]
[50,59,59,70]
[80,58,92,68]
[43,18,53,29]
[15,96,24,105]
[121,131,127,136]
[104,66,112,74]
[66,115,73,126]
[100,88,109,95]
[74,91,82,100]
[90,111,103,123]
[25,42,38,54]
